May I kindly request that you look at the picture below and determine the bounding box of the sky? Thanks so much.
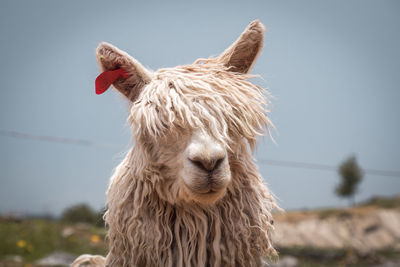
[0,0,399,216]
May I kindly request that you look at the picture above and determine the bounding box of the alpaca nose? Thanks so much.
[189,154,226,172]
[186,131,227,173]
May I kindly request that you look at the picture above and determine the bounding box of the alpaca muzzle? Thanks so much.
[181,130,231,202]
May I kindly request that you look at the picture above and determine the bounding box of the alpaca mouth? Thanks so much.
[183,180,225,196]
[192,187,225,201]
[198,188,218,195]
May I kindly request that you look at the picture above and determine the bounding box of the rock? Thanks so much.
[373,258,400,267]
[0,255,24,267]
[61,226,75,238]
[266,256,299,267]
[3,255,23,263]
[35,251,76,266]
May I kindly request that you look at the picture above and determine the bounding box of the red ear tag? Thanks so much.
[95,68,129,95]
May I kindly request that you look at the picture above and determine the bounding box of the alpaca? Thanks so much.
[73,20,278,267]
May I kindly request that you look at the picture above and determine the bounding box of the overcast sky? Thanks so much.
[1,0,399,216]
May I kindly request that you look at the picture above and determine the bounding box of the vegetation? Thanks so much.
[317,209,352,220]
[361,196,400,209]
[0,218,106,263]
[0,203,106,264]
[335,156,364,206]
[61,203,105,227]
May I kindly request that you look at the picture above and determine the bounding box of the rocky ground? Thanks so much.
[271,196,400,266]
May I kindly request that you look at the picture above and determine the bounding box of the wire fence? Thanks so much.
[1,129,400,178]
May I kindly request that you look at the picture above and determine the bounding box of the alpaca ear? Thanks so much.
[217,20,265,74]
[96,42,152,102]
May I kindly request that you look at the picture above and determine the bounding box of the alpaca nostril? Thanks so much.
[189,159,208,172]
[213,157,225,171]
[189,156,225,172]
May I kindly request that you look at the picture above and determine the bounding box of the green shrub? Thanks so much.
[61,204,99,224]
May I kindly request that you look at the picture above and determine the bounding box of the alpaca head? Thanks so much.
[96,20,271,206]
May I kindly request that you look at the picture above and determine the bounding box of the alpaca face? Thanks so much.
[154,128,232,205]
[131,98,234,205]
[132,123,232,205]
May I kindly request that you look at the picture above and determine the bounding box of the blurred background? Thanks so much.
[0,0,399,266]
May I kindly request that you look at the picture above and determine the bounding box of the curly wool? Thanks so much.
[130,63,273,150]
[103,63,278,266]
